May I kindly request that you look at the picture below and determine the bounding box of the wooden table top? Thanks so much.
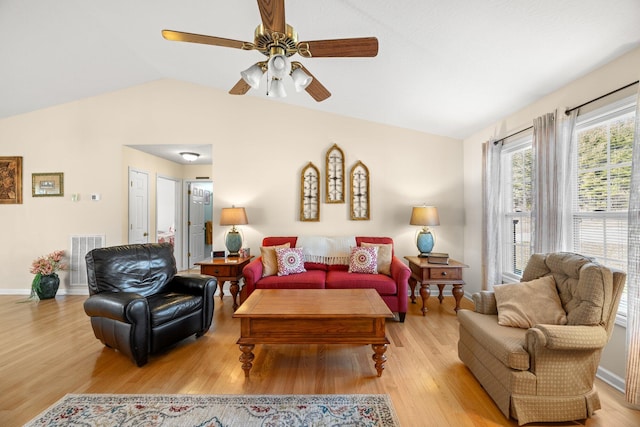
[195,256,253,266]
[233,289,394,319]
[404,256,469,268]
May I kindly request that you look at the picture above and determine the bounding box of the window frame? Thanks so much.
[499,134,534,284]
[572,95,636,325]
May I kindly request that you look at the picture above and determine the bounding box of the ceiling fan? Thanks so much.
[161,0,378,102]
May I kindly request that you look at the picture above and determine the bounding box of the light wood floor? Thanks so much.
[1,293,638,427]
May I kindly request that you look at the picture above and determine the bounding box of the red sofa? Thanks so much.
[241,236,410,322]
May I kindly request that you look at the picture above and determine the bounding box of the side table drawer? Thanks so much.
[203,265,233,277]
[430,268,462,280]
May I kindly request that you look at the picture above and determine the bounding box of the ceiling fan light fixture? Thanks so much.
[291,68,313,92]
[267,78,287,98]
[267,53,291,79]
[240,64,264,89]
[180,152,200,162]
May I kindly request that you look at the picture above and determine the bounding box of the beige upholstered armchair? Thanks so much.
[457,252,626,425]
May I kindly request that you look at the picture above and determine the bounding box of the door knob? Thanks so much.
[143,232,148,237]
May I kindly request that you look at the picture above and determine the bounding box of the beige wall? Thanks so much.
[0,79,463,295]
[462,45,640,388]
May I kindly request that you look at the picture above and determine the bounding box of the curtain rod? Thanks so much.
[564,80,639,116]
[494,126,533,145]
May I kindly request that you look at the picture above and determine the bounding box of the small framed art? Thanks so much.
[32,172,64,197]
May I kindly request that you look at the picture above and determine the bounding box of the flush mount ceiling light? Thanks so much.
[180,152,200,162]
[162,0,378,102]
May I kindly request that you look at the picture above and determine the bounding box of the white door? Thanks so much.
[188,183,206,267]
[128,168,149,244]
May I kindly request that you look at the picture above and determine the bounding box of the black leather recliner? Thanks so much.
[84,243,217,366]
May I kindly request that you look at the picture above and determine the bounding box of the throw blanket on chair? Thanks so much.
[296,236,356,265]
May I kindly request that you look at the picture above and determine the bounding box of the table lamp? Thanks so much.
[219,206,248,257]
[410,205,440,257]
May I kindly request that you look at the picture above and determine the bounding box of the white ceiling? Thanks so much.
[2,0,640,140]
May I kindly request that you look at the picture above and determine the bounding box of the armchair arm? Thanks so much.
[169,274,217,296]
[526,324,609,351]
[472,291,498,314]
[83,292,148,324]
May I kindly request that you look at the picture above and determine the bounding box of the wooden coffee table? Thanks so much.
[233,289,394,378]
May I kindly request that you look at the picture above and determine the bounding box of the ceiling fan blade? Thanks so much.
[297,65,331,102]
[229,79,252,95]
[299,37,379,57]
[162,30,250,50]
[257,0,286,33]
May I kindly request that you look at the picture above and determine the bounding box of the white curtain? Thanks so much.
[532,111,573,253]
[626,85,640,408]
[482,139,503,289]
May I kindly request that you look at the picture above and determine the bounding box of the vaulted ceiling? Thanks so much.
[2,0,640,139]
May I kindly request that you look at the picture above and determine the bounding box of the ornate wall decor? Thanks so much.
[0,156,23,204]
[350,161,370,220]
[300,162,320,221]
[325,144,345,203]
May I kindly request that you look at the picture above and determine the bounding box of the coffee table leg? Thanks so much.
[239,344,255,377]
[372,344,388,377]
[419,284,430,316]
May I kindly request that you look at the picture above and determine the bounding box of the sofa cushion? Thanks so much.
[348,246,378,274]
[494,275,567,328]
[326,270,397,295]
[260,243,290,277]
[361,242,392,276]
[254,270,326,289]
[276,247,307,276]
[457,309,530,370]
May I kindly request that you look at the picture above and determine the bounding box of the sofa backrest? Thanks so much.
[261,236,395,271]
[521,252,625,333]
[85,243,177,296]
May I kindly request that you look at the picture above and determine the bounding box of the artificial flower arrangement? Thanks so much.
[30,250,66,298]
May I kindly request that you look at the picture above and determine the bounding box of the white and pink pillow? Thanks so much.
[348,246,378,274]
[276,247,307,276]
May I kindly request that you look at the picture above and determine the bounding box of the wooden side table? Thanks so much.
[404,256,469,316]
[195,256,254,311]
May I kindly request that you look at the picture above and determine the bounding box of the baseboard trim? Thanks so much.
[597,366,625,393]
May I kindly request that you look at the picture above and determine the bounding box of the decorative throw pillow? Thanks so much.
[494,275,567,329]
[260,243,291,277]
[348,246,378,274]
[361,242,392,276]
[275,247,307,276]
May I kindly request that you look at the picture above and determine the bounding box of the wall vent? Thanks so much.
[70,235,105,287]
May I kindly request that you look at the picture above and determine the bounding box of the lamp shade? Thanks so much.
[219,207,248,226]
[291,67,313,92]
[410,206,440,226]
[241,63,264,89]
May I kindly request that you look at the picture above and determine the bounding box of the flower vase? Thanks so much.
[36,273,60,299]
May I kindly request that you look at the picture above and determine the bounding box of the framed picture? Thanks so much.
[300,162,320,222]
[0,156,23,204]
[325,144,345,203]
[350,161,370,220]
[32,172,64,197]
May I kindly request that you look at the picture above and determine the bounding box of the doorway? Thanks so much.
[183,180,213,269]
[156,175,182,269]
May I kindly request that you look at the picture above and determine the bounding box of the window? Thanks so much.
[572,96,635,319]
[500,135,533,282]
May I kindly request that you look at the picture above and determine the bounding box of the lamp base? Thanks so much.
[418,252,431,258]
[225,230,243,258]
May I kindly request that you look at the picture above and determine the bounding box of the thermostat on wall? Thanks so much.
[90,193,101,201]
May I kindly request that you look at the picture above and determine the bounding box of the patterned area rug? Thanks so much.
[25,393,401,426]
